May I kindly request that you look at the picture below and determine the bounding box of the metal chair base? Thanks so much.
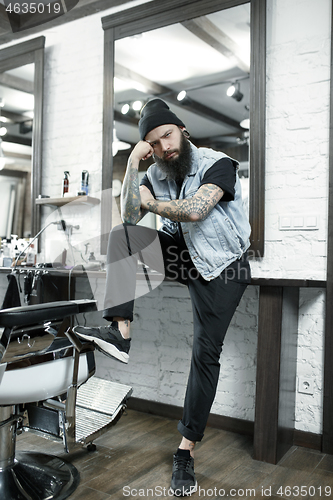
[0,451,79,500]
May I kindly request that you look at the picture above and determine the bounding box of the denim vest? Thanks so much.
[147,143,251,281]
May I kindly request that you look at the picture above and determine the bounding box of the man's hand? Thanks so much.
[140,185,155,210]
[121,141,153,224]
[130,141,154,163]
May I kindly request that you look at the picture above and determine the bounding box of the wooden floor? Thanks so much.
[17,410,333,499]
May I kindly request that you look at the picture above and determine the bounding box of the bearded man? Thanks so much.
[74,99,251,496]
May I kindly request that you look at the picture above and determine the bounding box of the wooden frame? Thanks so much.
[101,0,266,255]
[322,0,333,455]
[0,36,45,238]
[0,168,28,238]
[254,285,300,463]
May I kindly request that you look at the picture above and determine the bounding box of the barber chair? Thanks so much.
[0,299,132,499]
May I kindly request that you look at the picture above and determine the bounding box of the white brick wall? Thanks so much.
[258,0,330,434]
[295,288,325,434]
[1,0,330,436]
[251,0,331,282]
[42,14,104,202]
[95,283,259,422]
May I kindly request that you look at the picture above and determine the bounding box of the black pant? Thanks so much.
[103,223,250,442]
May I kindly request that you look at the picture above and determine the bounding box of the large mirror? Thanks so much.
[0,37,44,241]
[0,64,34,239]
[101,0,266,256]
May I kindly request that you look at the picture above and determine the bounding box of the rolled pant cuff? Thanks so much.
[177,420,204,442]
[103,306,133,322]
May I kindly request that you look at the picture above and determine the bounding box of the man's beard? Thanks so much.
[154,133,192,183]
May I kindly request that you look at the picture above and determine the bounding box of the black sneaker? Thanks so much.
[170,449,197,497]
[73,323,130,363]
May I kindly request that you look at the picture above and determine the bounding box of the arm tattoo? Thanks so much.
[146,184,224,222]
[121,158,142,224]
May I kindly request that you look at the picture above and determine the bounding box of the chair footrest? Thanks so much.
[75,377,132,444]
[75,405,124,443]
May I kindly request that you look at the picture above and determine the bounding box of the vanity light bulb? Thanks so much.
[0,126,7,136]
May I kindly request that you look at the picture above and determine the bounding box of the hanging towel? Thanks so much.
[1,273,21,309]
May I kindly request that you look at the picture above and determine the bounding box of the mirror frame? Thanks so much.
[323,0,333,455]
[0,36,45,239]
[101,0,266,256]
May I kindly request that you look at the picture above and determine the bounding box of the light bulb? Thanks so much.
[121,103,130,115]
[177,90,187,101]
[227,85,236,97]
[132,100,143,111]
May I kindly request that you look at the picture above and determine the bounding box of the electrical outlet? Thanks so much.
[279,215,319,231]
[298,377,314,395]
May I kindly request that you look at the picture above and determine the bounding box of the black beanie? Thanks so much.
[139,99,185,140]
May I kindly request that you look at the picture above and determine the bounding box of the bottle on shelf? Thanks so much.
[62,171,70,197]
[2,239,12,267]
[81,170,89,195]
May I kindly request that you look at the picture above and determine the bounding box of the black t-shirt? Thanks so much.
[140,157,236,203]
[139,157,249,282]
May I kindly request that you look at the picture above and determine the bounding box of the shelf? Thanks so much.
[35,195,100,207]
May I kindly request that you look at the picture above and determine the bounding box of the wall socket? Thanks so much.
[298,377,314,395]
[279,215,319,231]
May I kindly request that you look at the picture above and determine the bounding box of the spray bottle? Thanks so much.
[62,171,70,197]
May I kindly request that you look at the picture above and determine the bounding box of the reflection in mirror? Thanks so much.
[112,4,250,229]
[0,64,34,239]
[0,36,44,263]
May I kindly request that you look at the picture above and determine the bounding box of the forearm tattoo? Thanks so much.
[121,158,141,224]
[146,184,223,222]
